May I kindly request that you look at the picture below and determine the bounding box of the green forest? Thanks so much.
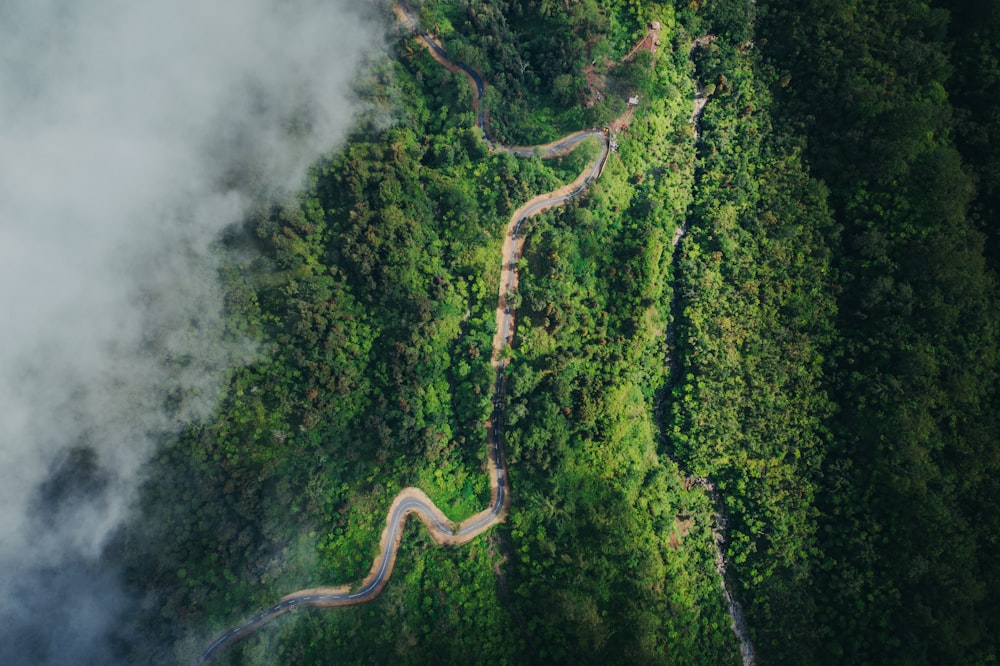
[113,0,999,663]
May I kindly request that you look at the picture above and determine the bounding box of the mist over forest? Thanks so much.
[0,0,380,662]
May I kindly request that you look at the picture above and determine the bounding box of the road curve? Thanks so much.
[199,6,612,664]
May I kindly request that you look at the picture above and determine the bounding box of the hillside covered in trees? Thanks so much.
[673,0,1000,662]
[109,0,999,664]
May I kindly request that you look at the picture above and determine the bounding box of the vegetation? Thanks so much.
[416,0,661,143]
[113,0,1000,663]
[671,29,839,661]
[499,33,736,658]
[668,0,1000,662]
[119,2,741,664]
[758,0,1000,661]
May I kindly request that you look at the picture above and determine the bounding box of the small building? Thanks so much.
[651,20,661,30]
[628,95,640,106]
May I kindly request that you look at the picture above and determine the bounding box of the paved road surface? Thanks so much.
[199,5,611,663]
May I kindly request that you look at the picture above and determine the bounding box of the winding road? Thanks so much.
[199,5,612,663]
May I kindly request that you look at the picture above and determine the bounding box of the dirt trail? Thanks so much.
[624,22,662,61]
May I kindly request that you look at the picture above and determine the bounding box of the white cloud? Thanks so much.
[0,0,381,662]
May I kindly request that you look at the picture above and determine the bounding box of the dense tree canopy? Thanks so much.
[669,0,1000,661]
[110,0,1000,663]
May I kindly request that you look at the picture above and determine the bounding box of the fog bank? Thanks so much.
[0,0,381,662]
